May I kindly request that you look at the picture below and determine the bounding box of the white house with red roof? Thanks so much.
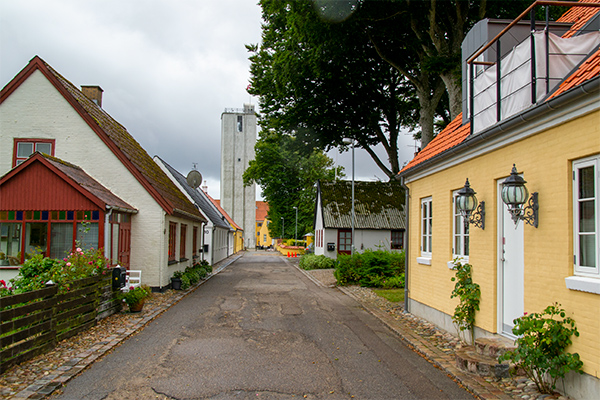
[399,1,599,397]
[0,56,207,290]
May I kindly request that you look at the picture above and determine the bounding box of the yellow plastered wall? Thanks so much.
[406,110,599,376]
[257,219,273,247]
[234,230,244,253]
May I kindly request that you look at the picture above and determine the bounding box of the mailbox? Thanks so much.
[327,242,336,251]
[112,265,126,290]
[203,244,209,253]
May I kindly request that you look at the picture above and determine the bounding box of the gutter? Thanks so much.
[173,207,206,223]
[400,75,600,179]
[400,176,410,313]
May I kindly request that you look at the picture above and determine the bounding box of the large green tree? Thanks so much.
[244,133,342,240]
[248,0,419,180]
[249,0,540,178]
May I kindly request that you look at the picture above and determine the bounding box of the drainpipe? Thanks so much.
[104,207,114,262]
[400,176,410,313]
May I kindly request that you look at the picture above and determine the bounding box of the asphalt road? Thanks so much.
[53,253,473,399]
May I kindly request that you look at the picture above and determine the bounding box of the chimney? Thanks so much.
[202,180,208,193]
[81,85,103,107]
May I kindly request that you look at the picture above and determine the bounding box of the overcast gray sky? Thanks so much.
[1,0,416,199]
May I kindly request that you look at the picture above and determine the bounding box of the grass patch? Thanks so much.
[373,288,404,303]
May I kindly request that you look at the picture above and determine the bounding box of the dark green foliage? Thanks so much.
[499,303,583,394]
[243,133,341,240]
[334,250,404,288]
[450,260,480,343]
[4,248,111,296]
[299,254,335,270]
[172,262,212,291]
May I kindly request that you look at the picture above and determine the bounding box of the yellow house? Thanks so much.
[255,201,273,248]
[399,3,599,398]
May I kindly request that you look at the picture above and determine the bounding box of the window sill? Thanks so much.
[168,260,178,265]
[565,276,600,294]
[416,257,431,266]
[179,258,188,262]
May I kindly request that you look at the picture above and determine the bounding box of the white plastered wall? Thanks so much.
[0,70,168,288]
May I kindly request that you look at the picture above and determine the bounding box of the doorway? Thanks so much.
[498,179,524,337]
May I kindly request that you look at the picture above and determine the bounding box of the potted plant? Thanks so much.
[120,285,152,312]
[171,270,183,290]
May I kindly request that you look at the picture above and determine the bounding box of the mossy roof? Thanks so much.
[1,56,204,222]
[317,180,405,230]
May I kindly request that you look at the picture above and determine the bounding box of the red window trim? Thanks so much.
[337,229,352,255]
[13,138,56,167]
[180,224,187,260]
[192,226,198,255]
[168,222,177,262]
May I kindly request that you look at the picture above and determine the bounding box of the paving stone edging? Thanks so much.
[8,254,242,400]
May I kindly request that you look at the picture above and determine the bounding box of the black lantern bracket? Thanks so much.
[512,192,538,228]
[468,201,485,230]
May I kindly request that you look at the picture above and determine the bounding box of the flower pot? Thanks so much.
[171,277,182,290]
[129,299,145,313]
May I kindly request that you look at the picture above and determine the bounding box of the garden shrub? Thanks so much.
[299,254,335,270]
[334,250,405,288]
[180,274,191,290]
[499,303,583,394]
[3,247,111,296]
[450,259,480,344]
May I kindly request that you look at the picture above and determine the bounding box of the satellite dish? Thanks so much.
[186,170,202,189]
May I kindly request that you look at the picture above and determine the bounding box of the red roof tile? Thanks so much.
[256,201,269,221]
[549,48,600,99]
[210,198,242,231]
[400,115,470,174]
[558,0,600,38]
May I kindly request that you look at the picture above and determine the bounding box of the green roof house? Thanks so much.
[314,180,405,258]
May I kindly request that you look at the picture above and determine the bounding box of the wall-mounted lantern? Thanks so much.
[501,164,538,228]
[456,178,485,229]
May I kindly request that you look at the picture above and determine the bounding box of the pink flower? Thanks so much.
[524,312,528,315]
[66,262,72,267]
[88,261,93,265]
[0,280,5,287]
[76,247,82,253]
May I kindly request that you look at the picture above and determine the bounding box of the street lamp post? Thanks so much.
[293,206,298,245]
[342,138,355,255]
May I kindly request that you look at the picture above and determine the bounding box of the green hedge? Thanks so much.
[334,250,405,288]
[298,254,335,270]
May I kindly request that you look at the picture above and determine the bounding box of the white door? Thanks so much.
[498,180,524,337]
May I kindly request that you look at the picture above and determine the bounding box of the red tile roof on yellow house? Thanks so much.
[256,201,269,222]
[400,115,470,173]
[549,48,600,99]
[211,198,242,231]
[558,0,600,38]
[400,2,599,176]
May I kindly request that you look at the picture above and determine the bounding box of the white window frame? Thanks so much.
[418,197,433,265]
[449,190,469,269]
[567,155,600,294]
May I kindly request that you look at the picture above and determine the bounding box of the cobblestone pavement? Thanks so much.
[1,254,572,400]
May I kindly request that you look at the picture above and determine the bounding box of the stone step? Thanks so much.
[455,346,511,379]
[475,336,516,358]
